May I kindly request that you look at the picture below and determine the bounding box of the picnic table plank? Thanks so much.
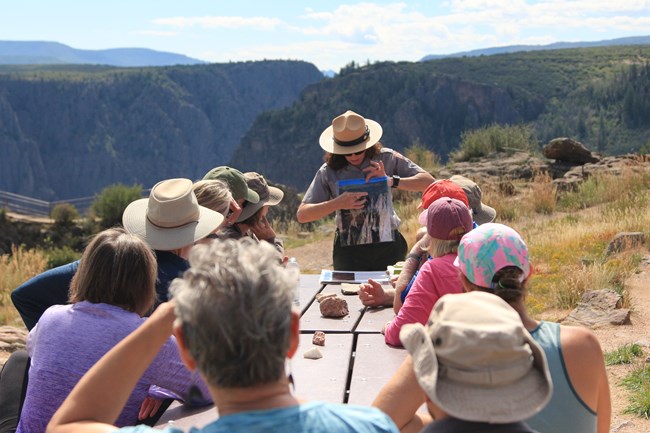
[156,333,354,428]
[155,402,217,430]
[299,284,365,333]
[298,274,324,314]
[292,333,354,403]
[354,306,395,334]
[347,333,407,406]
[299,273,322,289]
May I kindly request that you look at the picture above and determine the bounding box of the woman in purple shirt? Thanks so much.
[16,228,210,433]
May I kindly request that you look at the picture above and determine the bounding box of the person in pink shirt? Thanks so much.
[382,197,472,346]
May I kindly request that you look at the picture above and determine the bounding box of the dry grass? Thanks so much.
[558,169,650,211]
[489,170,650,314]
[4,169,648,327]
[0,245,47,327]
[280,218,335,250]
[393,190,425,247]
[528,172,557,215]
[397,170,650,315]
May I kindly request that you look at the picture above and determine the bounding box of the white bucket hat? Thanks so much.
[122,178,224,251]
[319,110,382,155]
[400,291,552,424]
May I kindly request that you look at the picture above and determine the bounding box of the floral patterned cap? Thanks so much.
[454,223,530,288]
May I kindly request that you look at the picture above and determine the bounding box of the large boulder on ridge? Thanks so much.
[543,137,600,164]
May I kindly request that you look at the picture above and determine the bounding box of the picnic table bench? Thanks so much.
[156,274,409,429]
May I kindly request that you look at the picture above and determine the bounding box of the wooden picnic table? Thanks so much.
[156,276,409,429]
[347,334,406,406]
[299,284,366,333]
[296,274,323,314]
[354,305,395,333]
[292,333,354,402]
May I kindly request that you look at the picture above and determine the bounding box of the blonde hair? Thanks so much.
[193,179,232,217]
[427,237,460,258]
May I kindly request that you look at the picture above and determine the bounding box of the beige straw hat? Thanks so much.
[122,178,224,251]
[319,110,382,155]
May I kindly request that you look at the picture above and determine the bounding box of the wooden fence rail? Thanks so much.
[0,189,150,218]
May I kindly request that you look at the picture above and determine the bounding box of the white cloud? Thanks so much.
[153,16,281,30]
[441,0,650,31]
[292,3,452,60]
[137,30,177,37]
[161,1,650,70]
[449,0,650,14]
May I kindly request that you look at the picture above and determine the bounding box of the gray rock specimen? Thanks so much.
[563,289,630,327]
[606,232,645,256]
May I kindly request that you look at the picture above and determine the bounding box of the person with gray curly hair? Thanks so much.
[47,239,399,433]
[171,238,292,389]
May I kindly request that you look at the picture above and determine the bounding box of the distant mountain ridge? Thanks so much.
[422,35,650,61]
[232,45,650,191]
[2,44,649,201]
[0,41,205,67]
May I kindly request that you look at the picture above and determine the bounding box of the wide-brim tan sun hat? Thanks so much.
[236,172,284,222]
[400,291,552,424]
[319,110,382,155]
[123,178,224,251]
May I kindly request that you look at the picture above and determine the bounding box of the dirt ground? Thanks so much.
[591,258,650,433]
[286,238,334,273]
[287,240,650,433]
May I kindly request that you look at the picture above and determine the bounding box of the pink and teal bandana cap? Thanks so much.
[454,223,530,288]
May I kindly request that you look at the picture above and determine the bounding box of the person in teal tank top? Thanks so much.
[453,223,609,433]
[372,223,611,433]
[527,321,597,432]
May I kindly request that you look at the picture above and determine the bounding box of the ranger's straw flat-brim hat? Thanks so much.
[319,110,382,155]
[123,178,224,251]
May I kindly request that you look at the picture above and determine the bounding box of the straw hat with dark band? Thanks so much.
[319,110,383,155]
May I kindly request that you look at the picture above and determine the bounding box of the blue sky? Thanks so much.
[2,1,649,71]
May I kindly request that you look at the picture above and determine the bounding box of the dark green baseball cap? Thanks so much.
[203,166,260,204]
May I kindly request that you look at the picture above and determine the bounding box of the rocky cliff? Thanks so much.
[230,47,650,192]
[231,64,544,191]
[0,61,323,200]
